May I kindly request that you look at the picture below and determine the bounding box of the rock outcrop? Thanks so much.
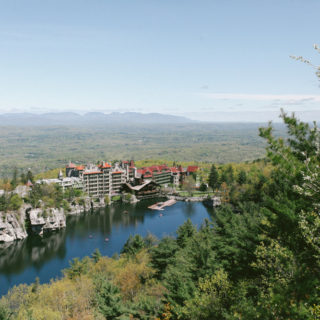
[28,208,66,236]
[91,197,105,209]
[121,193,139,204]
[0,206,28,242]
[203,196,221,207]
[0,193,134,243]
[0,196,107,242]
[69,197,107,215]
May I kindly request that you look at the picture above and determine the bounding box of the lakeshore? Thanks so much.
[0,200,213,296]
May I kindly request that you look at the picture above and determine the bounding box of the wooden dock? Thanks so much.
[148,199,176,210]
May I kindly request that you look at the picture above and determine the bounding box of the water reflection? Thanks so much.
[0,200,213,296]
[0,231,67,275]
[65,199,164,238]
[184,202,198,217]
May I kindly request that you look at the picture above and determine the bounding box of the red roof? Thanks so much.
[83,171,102,175]
[170,167,179,173]
[76,165,84,170]
[187,166,199,173]
[139,165,169,173]
[26,180,33,187]
[100,162,111,168]
[112,171,123,174]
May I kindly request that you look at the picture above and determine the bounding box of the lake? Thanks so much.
[0,199,213,296]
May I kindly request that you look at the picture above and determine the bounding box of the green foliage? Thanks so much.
[7,195,23,211]
[10,168,18,189]
[220,164,235,185]
[143,233,158,248]
[2,111,320,319]
[31,278,40,294]
[163,252,196,308]
[237,169,247,185]
[26,170,34,184]
[182,176,195,196]
[64,257,92,279]
[91,248,102,263]
[125,193,132,201]
[150,237,179,278]
[93,276,125,318]
[181,269,232,320]
[0,194,7,212]
[41,209,48,219]
[19,173,26,185]
[176,219,196,248]
[208,164,219,190]
[62,200,71,212]
[0,124,267,179]
[0,304,11,320]
[121,234,146,255]
[104,195,110,205]
[199,182,207,192]
[28,183,65,209]
[112,195,121,202]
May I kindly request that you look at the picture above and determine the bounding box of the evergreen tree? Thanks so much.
[31,277,40,293]
[219,170,227,185]
[150,237,179,278]
[92,248,102,263]
[226,165,234,184]
[26,170,34,183]
[94,276,125,318]
[0,194,7,212]
[176,219,196,248]
[199,182,207,192]
[64,257,92,279]
[121,234,145,255]
[10,168,18,189]
[208,164,219,190]
[237,169,247,185]
[20,173,27,184]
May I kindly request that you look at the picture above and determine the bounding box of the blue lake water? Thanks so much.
[0,199,213,296]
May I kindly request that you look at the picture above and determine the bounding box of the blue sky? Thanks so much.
[0,0,319,122]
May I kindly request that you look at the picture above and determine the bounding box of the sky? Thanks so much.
[0,0,319,122]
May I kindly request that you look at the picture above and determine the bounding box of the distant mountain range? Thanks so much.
[0,112,195,126]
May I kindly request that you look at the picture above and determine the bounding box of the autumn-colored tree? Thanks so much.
[182,176,195,196]
[219,182,230,204]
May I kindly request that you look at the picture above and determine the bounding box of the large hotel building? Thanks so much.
[36,160,198,198]
[66,160,135,197]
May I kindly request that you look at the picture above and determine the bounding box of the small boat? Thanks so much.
[105,238,109,242]
[89,235,93,239]
[159,213,163,217]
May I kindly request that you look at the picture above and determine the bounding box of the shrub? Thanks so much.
[8,194,23,211]
[125,193,132,201]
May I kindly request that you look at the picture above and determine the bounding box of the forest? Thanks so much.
[0,111,319,319]
[0,122,283,179]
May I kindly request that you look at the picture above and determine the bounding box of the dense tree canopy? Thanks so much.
[1,112,320,319]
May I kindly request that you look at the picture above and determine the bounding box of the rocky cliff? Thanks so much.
[28,208,66,236]
[0,196,108,242]
[0,206,28,242]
